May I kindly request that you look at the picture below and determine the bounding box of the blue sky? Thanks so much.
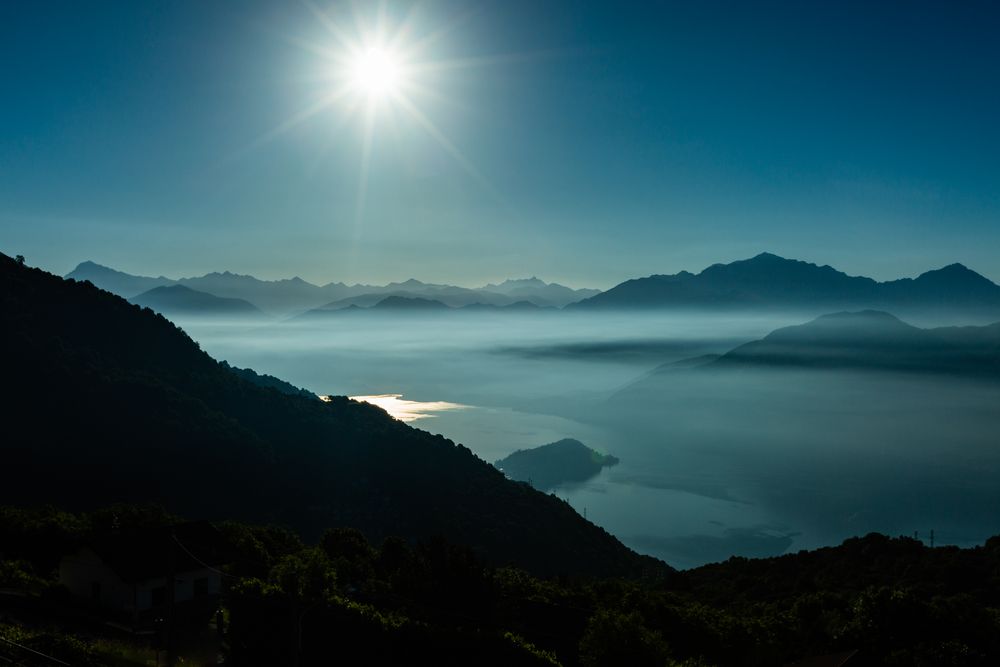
[2,1,999,288]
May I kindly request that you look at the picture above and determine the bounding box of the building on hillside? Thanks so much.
[58,521,229,628]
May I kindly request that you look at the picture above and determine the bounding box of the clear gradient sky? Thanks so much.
[2,1,999,288]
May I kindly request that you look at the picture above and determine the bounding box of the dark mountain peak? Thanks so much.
[66,261,175,298]
[701,253,842,278]
[73,260,106,271]
[69,260,161,280]
[750,251,786,262]
[915,263,992,286]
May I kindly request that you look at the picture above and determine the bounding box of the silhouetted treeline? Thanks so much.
[3,505,1000,666]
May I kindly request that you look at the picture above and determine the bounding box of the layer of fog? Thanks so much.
[177,310,1000,569]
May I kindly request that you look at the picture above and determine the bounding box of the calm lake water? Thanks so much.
[183,311,1000,569]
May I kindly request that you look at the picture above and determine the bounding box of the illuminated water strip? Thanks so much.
[330,393,468,422]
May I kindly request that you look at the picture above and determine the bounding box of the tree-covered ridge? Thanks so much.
[3,506,1000,666]
[0,252,657,578]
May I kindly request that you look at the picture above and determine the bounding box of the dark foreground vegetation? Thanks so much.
[2,505,1000,666]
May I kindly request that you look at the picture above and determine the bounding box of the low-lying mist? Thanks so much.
[176,309,1000,569]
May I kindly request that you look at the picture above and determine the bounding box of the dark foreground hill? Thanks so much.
[0,254,661,578]
[4,506,1000,666]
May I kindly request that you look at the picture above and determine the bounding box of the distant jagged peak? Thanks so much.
[482,276,596,293]
[490,276,548,288]
[187,271,320,287]
[68,260,169,281]
[699,252,858,278]
[72,259,109,271]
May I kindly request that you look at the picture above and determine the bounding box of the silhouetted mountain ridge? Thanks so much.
[66,261,598,313]
[573,253,1000,316]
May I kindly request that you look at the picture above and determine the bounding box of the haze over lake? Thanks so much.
[181,309,1000,569]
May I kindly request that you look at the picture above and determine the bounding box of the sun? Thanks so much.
[348,46,403,100]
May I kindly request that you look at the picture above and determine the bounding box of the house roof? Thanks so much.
[82,521,231,583]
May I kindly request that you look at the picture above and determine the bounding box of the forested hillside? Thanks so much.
[0,253,659,579]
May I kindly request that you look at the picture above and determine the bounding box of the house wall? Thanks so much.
[58,548,133,611]
[135,567,222,610]
[60,551,223,612]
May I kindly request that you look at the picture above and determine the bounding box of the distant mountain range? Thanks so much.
[572,252,1000,317]
[66,254,1000,319]
[298,295,550,318]
[66,261,596,314]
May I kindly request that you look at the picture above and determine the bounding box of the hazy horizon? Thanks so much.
[42,250,1000,293]
[5,1,1000,287]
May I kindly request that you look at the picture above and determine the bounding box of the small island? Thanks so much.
[494,438,619,490]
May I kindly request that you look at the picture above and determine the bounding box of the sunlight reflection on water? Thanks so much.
[344,393,468,422]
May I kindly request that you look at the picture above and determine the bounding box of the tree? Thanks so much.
[579,609,672,667]
[15,255,25,266]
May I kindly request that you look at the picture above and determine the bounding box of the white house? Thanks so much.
[59,521,227,625]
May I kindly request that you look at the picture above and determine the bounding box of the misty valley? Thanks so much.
[7,251,1000,665]
[176,304,1000,570]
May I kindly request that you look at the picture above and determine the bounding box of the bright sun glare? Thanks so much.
[349,47,402,99]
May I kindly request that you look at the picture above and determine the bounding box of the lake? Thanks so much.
[182,311,1000,569]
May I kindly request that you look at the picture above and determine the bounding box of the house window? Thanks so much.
[91,581,101,601]
[151,585,166,607]
[194,577,209,597]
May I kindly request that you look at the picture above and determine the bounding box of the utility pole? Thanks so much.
[166,531,176,667]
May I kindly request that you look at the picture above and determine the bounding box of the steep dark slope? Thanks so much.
[1,254,662,578]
